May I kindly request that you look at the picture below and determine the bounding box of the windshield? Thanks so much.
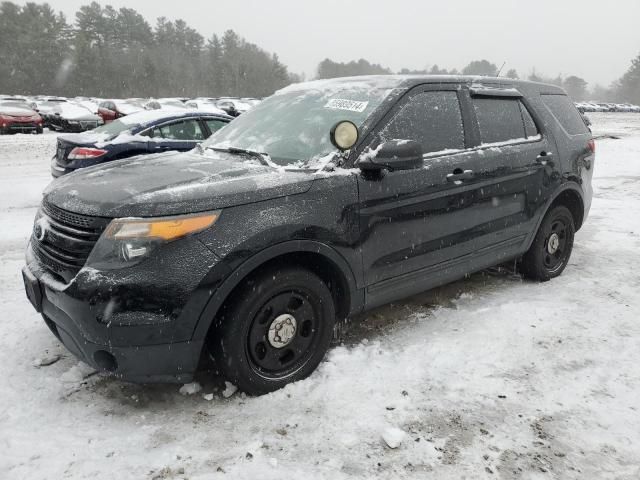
[203,84,393,166]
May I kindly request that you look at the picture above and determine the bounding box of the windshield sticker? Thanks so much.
[324,98,369,113]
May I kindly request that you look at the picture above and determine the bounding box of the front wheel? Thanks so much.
[208,266,336,395]
[520,205,575,281]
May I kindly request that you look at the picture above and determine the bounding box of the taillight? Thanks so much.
[68,147,108,160]
[587,139,595,153]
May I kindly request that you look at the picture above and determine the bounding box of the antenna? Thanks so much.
[496,61,506,77]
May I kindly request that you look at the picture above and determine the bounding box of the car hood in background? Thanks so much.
[0,106,37,116]
[43,150,315,218]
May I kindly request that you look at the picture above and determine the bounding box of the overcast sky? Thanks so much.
[23,0,640,86]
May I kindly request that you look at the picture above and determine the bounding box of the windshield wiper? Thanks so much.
[207,146,271,166]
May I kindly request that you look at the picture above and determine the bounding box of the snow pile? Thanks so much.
[179,382,202,396]
[1,115,640,478]
[381,427,405,449]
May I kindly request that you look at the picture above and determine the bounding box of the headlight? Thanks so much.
[86,211,221,269]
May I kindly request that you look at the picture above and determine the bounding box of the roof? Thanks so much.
[118,108,232,127]
[277,75,566,96]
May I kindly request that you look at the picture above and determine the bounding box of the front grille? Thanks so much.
[32,201,111,282]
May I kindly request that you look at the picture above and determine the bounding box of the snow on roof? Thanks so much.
[276,75,564,96]
[276,75,410,95]
[118,108,230,126]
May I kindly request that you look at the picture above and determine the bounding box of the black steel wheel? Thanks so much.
[208,266,335,395]
[520,205,575,281]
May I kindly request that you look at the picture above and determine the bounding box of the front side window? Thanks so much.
[159,119,205,141]
[473,97,526,144]
[380,91,465,154]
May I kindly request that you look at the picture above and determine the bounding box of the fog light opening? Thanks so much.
[93,350,118,372]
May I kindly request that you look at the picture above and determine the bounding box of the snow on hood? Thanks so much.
[0,106,36,116]
[44,150,314,218]
[115,102,145,115]
[54,103,100,121]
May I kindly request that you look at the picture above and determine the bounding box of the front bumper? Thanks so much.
[23,238,221,382]
[1,120,41,133]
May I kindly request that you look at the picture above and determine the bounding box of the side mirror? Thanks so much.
[358,139,423,171]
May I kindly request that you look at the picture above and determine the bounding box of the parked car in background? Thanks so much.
[97,100,145,123]
[51,109,231,177]
[145,98,189,110]
[0,100,43,134]
[48,102,103,133]
[74,97,99,114]
[216,97,253,116]
[185,99,226,115]
[241,97,262,107]
[25,76,594,394]
[34,97,69,127]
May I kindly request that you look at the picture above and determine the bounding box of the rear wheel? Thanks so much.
[520,205,575,281]
[208,266,335,395]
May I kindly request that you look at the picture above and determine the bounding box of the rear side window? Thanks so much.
[381,91,465,154]
[473,97,526,144]
[159,119,205,141]
[542,94,590,135]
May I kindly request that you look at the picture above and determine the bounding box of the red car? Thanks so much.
[0,101,43,134]
[97,100,144,123]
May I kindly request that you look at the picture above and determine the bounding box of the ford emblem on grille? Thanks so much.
[34,217,47,242]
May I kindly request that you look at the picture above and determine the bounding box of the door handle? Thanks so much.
[536,151,553,164]
[446,169,474,182]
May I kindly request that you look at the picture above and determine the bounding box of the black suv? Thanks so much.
[22,76,594,394]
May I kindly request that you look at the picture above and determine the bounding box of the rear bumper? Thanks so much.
[50,156,70,177]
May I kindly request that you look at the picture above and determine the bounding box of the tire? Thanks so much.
[208,266,336,395]
[520,205,575,281]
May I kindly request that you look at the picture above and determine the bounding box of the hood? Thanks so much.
[0,106,36,116]
[44,150,315,218]
[55,104,100,121]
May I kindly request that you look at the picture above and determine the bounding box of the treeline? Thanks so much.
[0,1,298,98]
[317,57,640,104]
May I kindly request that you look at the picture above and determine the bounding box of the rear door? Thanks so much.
[464,88,553,244]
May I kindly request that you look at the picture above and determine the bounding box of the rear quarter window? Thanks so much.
[542,94,589,136]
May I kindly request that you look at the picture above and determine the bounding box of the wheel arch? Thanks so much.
[192,240,363,342]
[525,182,585,251]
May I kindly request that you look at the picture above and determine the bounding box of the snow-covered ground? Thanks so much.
[1,114,639,479]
